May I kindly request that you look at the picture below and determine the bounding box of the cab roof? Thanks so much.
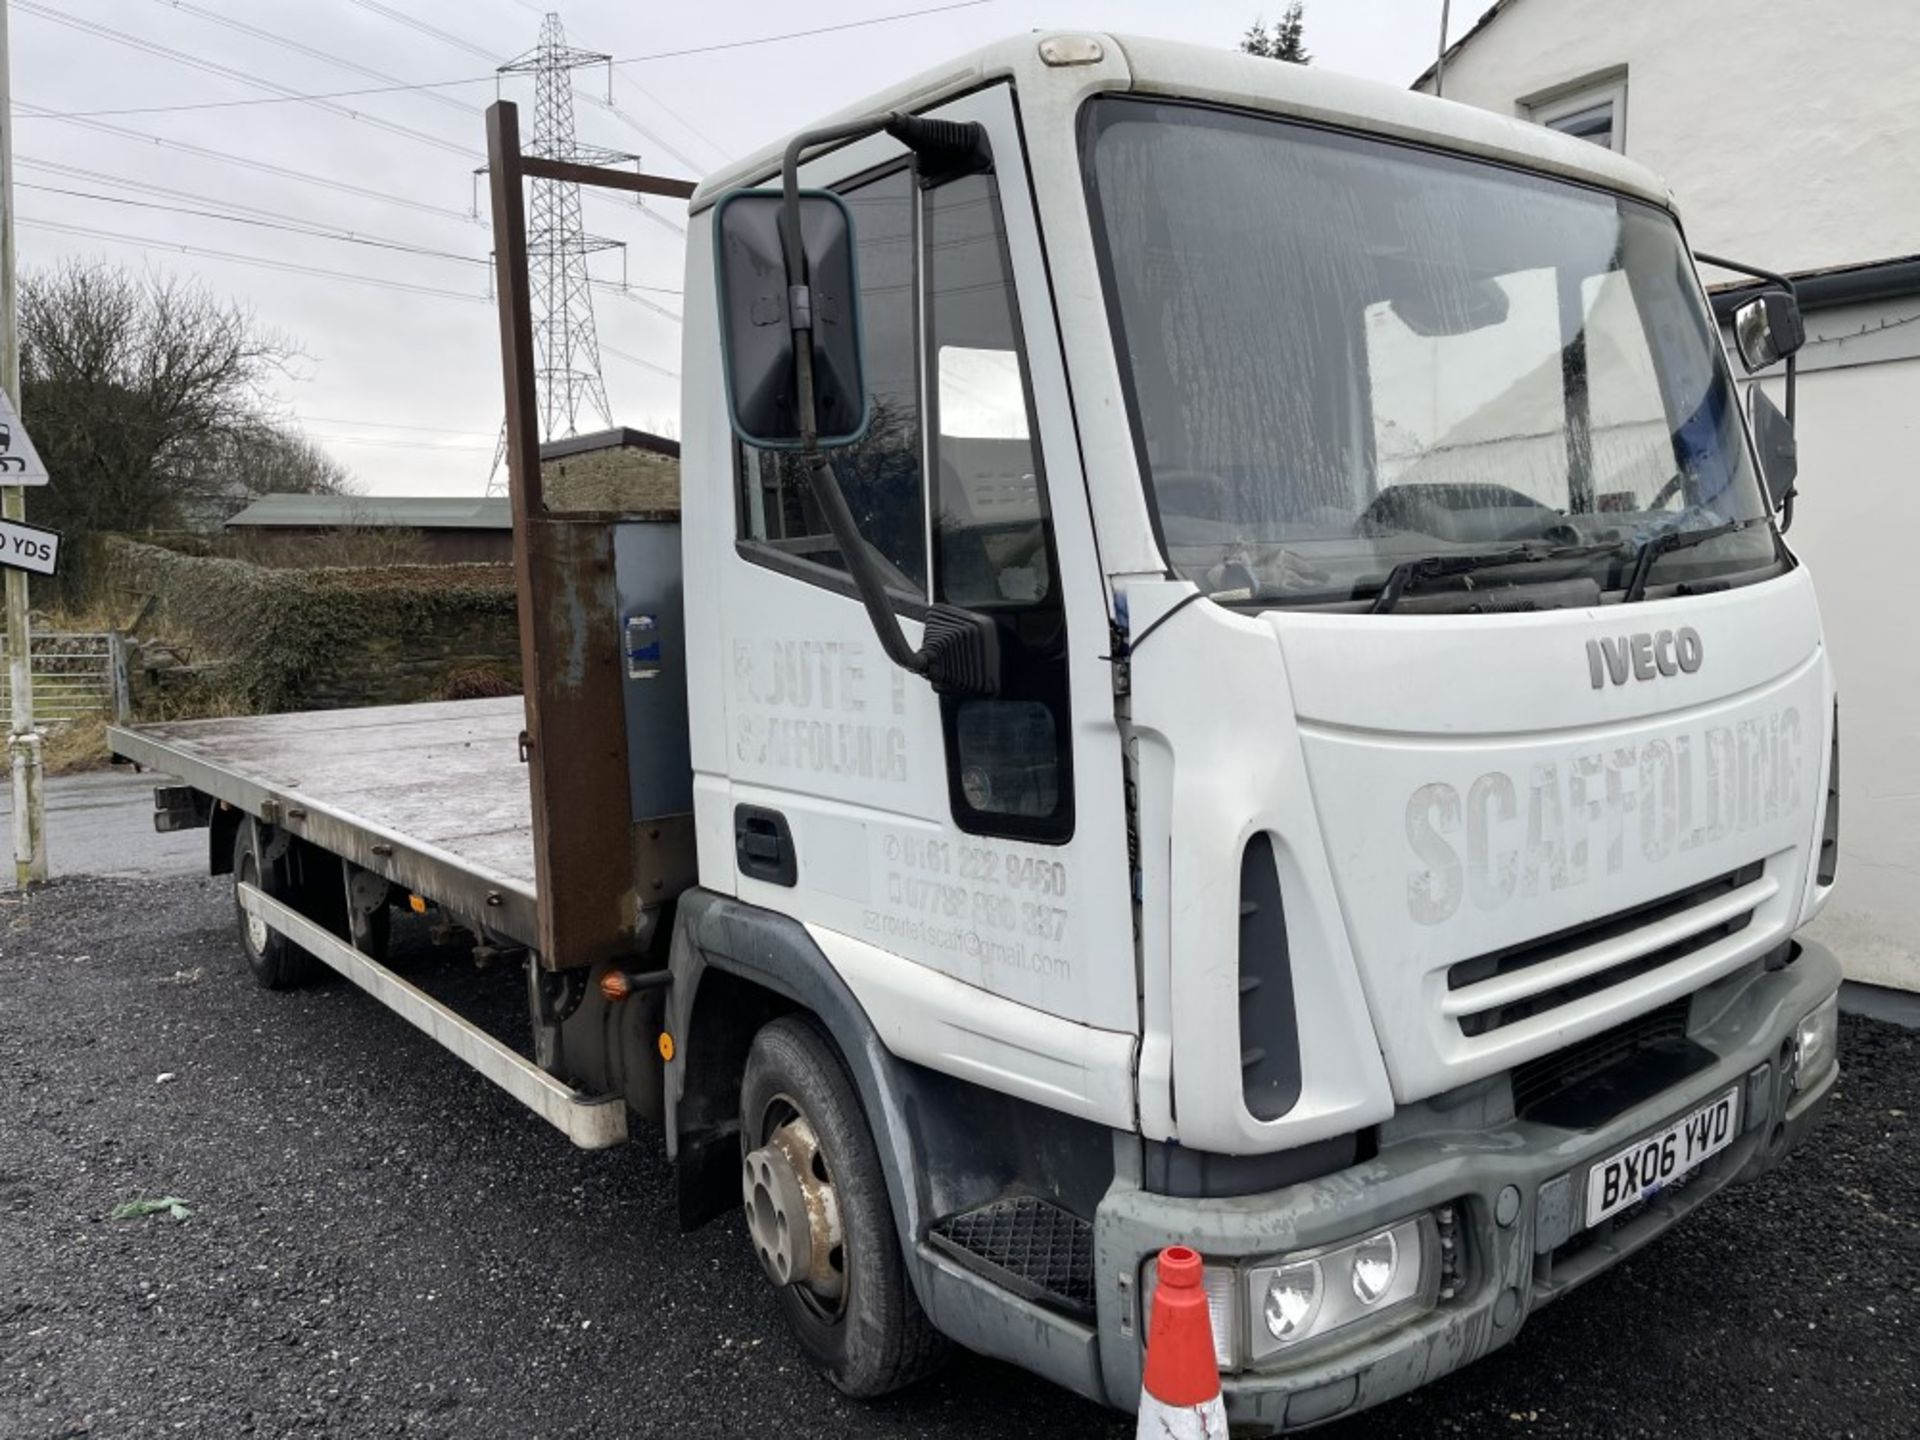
[689,30,1673,212]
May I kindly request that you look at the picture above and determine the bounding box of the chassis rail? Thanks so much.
[238,881,626,1149]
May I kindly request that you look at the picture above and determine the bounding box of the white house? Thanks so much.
[1414,0,1920,993]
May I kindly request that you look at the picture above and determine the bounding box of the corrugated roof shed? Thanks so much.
[225,494,511,530]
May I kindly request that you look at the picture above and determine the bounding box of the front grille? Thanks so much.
[1510,997,1704,1125]
[1449,863,1765,1036]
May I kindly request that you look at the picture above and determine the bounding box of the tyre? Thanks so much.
[739,1015,949,1397]
[231,825,323,990]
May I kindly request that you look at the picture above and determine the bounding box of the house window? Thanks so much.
[1527,76,1627,152]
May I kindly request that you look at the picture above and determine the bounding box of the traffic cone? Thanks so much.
[1138,1245,1227,1438]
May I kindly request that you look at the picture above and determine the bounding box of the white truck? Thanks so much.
[110,33,1844,1432]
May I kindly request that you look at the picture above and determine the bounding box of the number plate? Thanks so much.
[1586,1087,1739,1227]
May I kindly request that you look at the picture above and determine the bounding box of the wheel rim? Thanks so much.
[239,858,269,956]
[743,1093,848,1323]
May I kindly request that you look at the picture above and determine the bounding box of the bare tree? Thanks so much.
[174,422,355,528]
[18,261,353,538]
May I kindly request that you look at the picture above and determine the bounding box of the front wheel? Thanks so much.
[739,1016,949,1397]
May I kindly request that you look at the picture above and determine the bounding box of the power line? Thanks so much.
[17,181,691,296]
[16,218,496,303]
[20,198,687,305]
[21,1,1000,121]
[611,72,730,167]
[300,415,496,436]
[16,222,683,397]
[151,0,480,117]
[609,287,684,324]
[601,343,680,381]
[342,0,498,64]
[352,0,725,176]
[17,184,495,268]
[312,435,495,452]
[610,1,997,67]
[16,103,479,223]
[15,1,481,161]
[15,75,493,122]
[17,153,377,230]
[575,86,707,177]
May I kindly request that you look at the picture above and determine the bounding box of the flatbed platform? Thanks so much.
[107,697,539,947]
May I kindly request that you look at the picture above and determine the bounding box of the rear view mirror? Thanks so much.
[1732,290,1805,372]
[1388,275,1511,337]
[714,189,867,449]
[1749,385,1798,509]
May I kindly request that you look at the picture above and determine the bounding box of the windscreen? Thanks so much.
[1084,98,1778,607]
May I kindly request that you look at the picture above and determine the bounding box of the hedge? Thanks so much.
[92,536,521,714]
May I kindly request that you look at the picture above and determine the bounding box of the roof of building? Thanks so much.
[692,27,1667,212]
[1707,252,1920,319]
[538,426,679,461]
[225,494,511,530]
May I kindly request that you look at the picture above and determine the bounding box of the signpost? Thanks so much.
[0,0,44,886]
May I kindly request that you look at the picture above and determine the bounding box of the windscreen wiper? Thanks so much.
[1368,541,1622,613]
[1621,520,1744,603]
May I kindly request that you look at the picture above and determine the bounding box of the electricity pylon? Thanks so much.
[486,12,632,494]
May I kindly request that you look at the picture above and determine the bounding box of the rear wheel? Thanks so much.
[739,1016,948,1397]
[231,826,322,990]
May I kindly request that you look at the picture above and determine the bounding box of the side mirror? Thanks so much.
[714,189,867,448]
[1732,290,1805,373]
[1749,385,1798,510]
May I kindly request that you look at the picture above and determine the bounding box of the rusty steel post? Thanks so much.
[487,100,634,971]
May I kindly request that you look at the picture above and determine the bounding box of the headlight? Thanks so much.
[1793,992,1840,1091]
[1261,1260,1322,1343]
[1350,1230,1398,1305]
[1143,1213,1443,1372]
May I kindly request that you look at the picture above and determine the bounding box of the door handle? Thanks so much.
[734,805,796,886]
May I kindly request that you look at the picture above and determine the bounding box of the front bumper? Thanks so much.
[1093,939,1843,1432]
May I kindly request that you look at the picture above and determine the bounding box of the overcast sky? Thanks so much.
[11,0,1495,497]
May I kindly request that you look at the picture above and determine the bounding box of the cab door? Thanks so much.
[708,85,1136,1071]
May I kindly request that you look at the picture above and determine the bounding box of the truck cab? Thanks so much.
[115,29,1843,1435]
[671,31,1841,1429]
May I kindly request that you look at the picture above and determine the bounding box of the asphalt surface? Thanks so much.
[3,869,1917,1439]
[0,770,202,887]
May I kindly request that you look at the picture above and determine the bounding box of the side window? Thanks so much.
[925,173,1072,841]
[736,167,926,594]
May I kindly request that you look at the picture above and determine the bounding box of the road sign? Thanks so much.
[0,389,51,486]
[0,518,58,576]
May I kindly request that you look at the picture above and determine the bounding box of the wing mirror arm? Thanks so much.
[772,116,1002,696]
[1698,251,1805,528]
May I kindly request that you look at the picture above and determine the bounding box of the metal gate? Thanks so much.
[0,631,130,729]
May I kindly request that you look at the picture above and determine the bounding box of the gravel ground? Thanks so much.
[3,874,1915,1439]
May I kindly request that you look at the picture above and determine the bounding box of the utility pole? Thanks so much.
[1,0,46,886]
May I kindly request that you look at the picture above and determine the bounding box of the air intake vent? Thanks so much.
[1238,834,1301,1120]
[1818,702,1840,886]
[1447,863,1766,1036]
[1510,997,1702,1125]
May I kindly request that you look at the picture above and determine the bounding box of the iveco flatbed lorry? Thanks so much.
[108,34,1845,1431]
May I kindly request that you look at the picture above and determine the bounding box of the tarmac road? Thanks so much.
[3,863,1917,1437]
[0,769,202,887]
